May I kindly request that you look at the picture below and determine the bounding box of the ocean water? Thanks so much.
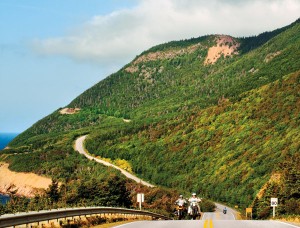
[0,194,9,205]
[0,133,17,204]
[0,133,18,150]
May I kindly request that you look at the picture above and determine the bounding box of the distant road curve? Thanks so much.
[201,203,236,220]
[74,135,155,188]
[113,220,300,228]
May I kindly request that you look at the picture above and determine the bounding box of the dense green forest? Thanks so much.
[1,19,299,219]
[84,70,300,218]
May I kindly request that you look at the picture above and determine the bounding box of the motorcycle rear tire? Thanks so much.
[178,210,183,220]
[192,207,198,220]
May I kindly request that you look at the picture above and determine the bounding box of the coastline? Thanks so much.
[0,133,19,150]
[0,163,52,197]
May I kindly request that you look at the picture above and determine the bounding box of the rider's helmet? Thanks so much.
[192,193,196,196]
[179,194,183,198]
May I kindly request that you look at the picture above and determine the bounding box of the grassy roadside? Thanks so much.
[92,220,136,228]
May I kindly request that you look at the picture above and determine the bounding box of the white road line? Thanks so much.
[230,211,236,220]
[276,221,300,228]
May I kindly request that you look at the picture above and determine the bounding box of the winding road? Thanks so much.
[74,135,154,187]
[202,203,237,221]
[75,136,299,228]
[113,203,299,228]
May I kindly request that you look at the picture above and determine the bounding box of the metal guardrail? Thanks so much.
[0,207,171,227]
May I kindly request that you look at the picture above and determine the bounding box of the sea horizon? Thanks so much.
[0,132,19,150]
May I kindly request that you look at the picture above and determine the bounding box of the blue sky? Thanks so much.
[0,0,299,133]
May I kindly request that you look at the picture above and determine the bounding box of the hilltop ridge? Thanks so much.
[1,19,300,219]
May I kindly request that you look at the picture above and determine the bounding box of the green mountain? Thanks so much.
[2,19,300,218]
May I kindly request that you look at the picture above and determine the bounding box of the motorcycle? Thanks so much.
[175,203,185,220]
[190,202,200,220]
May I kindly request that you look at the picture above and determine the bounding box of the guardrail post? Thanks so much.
[0,206,170,227]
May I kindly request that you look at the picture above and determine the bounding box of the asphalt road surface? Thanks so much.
[74,135,154,187]
[113,219,299,228]
[202,203,236,220]
[114,203,299,228]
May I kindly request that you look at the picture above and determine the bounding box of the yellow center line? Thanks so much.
[203,219,213,228]
[204,219,208,228]
[209,219,213,228]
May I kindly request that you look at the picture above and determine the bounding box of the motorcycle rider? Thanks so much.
[188,193,201,215]
[175,194,187,207]
[174,195,187,218]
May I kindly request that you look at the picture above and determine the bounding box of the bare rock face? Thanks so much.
[204,35,240,65]
[125,43,202,73]
[59,107,81,115]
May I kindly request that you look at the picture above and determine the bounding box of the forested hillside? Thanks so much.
[1,19,300,218]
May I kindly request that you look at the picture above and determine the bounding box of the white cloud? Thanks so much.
[31,0,300,66]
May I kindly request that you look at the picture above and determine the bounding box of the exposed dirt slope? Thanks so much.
[204,35,239,64]
[0,163,52,197]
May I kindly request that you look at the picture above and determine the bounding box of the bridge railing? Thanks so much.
[0,206,171,228]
